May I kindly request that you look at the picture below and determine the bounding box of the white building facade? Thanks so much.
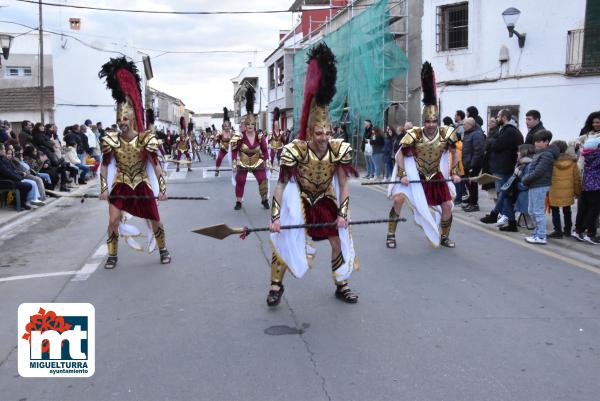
[264,29,302,132]
[230,63,268,131]
[422,0,600,140]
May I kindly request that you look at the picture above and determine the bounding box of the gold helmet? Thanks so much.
[421,61,438,122]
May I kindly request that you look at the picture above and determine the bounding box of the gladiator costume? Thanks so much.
[175,117,192,172]
[387,62,459,248]
[268,43,359,307]
[98,57,170,269]
[230,86,270,210]
[215,107,233,176]
[268,107,285,165]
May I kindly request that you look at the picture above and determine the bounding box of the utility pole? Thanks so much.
[38,0,44,123]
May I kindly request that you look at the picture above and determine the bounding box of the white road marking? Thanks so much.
[92,244,108,258]
[167,170,188,181]
[0,271,79,283]
[71,263,101,282]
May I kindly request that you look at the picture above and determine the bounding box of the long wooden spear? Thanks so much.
[361,173,499,186]
[46,190,209,201]
[192,218,407,240]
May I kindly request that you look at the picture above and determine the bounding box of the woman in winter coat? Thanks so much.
[573,136,600,244]
[548,140,581,238]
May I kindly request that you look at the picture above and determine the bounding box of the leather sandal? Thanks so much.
[266,282,284,307]
[159,249,171,264]
[335,283,358,304]
[104,256,118,269]
[386,233,396,248]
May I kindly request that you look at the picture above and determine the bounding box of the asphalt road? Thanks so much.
[1,158,599,401]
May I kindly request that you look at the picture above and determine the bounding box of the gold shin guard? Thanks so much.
[441,216,453,239]
[388,207,399,235]
[107,232,119,256]
[331,252,345,283]
[270,254,286,284]
[259,180,268,201]
[154,226,167,251]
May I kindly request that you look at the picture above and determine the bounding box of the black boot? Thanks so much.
[234,201,242,210]
[548,230,563,239]
[499,220,518,232]
[261,199,270,209]
[480,211,498,224]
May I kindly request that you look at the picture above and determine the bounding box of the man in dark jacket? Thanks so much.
[18,120,34,148]
[524,110,545,145]
[461,117,486,211]
[0,143,32,210]
[481,109,524,224]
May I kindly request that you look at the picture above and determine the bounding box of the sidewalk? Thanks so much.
[355,168,599,267]
[452,188,600,266]
[0,179,97,229]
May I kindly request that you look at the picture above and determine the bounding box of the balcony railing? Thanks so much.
[566,26,600,76]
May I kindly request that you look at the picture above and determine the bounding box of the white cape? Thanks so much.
[270,177,357,280]
[387,151,455,248]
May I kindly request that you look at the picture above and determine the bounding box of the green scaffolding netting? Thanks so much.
[293,0,408,140]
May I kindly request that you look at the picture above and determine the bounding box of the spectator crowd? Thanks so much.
[360,109,600,246]
[0,119,104,211]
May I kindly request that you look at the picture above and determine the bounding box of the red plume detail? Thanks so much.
[299,59,321,140]
[115,69,144,132]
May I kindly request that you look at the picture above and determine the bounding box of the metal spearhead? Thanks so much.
[475,173,500,186]
[191,224,245,240]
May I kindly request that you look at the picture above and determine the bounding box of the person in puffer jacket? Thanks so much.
[520,130,559,244]
[573,136,600,244]
[548,140,581,239]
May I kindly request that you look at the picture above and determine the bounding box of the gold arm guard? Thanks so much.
[158,175,167,194]
[100,174,108,193]
[337,197,350,219]
[271,197,281,222]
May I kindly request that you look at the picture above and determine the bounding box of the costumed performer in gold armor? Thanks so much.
[98,57,171,269]
[268,43,359,307]
[230,86,270,210]
[214,107,233,176]
[268,107,285,165]
[387,62,461,249]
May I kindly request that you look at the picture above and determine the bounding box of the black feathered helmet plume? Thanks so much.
[222,107,231,129]
[272,106,281,132]
[421,61,438,122]
[243,85,256,126]
[99,57,144,132]
[299,42,336,140]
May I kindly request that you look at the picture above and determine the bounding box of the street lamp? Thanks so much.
[502,7,526,48]
[0,33,14,60]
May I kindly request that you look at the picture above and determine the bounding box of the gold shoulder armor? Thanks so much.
[329,139,352,164]
[401,127,422,146]
[140,131,160,153]
[280,139,307,167]
[230,132,243,150]
[100,132,120,154]
[440,126,458,144]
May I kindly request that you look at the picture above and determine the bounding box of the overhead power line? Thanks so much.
[15,0,347,15]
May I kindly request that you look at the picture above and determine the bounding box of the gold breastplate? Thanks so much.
[113,137,149,190]
[177,139,189,151]
[239,138,264,169]
[269,133,283,150]
[220,135,231,151]
[414,132,447,180]
[297,149,337,206]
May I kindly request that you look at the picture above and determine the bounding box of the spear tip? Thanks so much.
[191,224,244,239]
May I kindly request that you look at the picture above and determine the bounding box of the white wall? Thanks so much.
[422,0,596,140]
[51,26,141,130]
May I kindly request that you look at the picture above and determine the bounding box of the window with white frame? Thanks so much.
[5,67,32,77]
[436,2,468,51]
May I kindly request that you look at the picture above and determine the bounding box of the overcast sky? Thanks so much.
[2,0,294,113]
